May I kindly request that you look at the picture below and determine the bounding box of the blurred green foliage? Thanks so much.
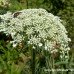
[0,40,26,74]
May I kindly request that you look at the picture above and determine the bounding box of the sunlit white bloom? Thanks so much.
[32,46,36,49]
[44,46,48,50]
[67,47,70,50]
[13,43,17,47]
[68,38,71,41]
[0,8,70,58]
[10,41,17,47]
[60,55,63,59]
[11,32,16,38]
[29,36,40,45]
[0,12,12,20]
[26,28,34,36]
[39,30,47,39]
[65,56,69,59]
[38,43,43,47]
[51,49,58,53]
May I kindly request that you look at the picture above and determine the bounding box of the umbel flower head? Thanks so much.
[0,8,71,59]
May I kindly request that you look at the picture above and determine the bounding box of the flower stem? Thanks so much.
[31,48,35,74]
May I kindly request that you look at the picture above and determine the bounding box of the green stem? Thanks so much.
[52,56,55,74]
[31,48,35,74]
[26,0,28,8]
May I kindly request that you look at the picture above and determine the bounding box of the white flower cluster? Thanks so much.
[0,8,71,58]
